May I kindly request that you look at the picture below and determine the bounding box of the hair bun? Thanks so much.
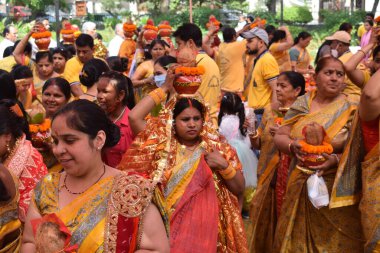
[104,121,121,148]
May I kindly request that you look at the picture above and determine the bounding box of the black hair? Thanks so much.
[62,44,75,59]
[154,55,177,69]
[339,22,353,33]
[315,56,345,75]
[75,33,94,49]
[95,32,103,40]
[3,45,14,58]
[52,99,121,148]
[269,29,286,47]
[173,23,202,48]
[0,175,11,202]
[364,19,374,26]
[42,77,71,101]
[314,40,333,65]
[222,26,236,43]
[173,98,205,120]
[0,99,30,140]
[13,40,32,55]
[80,58,110,88]
[11,64,33,80]
[106,56,128,73]
[2,26,10,37]
[247,16,254,22]
[279,71,306,96]
[373,45,380,59]
[294,31,312,45]
[0,70,16,100]
[265,25,276,36]
[218,92,246,137]
[36,51,53,64]
[149,39,168,53]
[99,71,135,109]
[51,47,69,61]
[365,12,375,19]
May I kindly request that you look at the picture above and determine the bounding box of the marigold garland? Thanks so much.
[123,23,137,32]
[206,20,221,28]
[32,31,52,39]
[158,24,172,30]
[29,119,51,133]
[175,66,205,75]
[375,16,380,23]
[143,25,158,31]
[249,19,267,29]
[60,29,75,35]
[299,140,333,154]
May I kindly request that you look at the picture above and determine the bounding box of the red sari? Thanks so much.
[4,134,48,221]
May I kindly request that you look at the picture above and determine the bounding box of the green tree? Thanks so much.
[9,0,67,15]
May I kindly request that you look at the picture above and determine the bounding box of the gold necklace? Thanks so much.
[112,106,126,123]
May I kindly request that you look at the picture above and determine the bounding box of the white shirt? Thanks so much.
[0,38,15,59]
[30,38,58,60]
[108,35,124,57]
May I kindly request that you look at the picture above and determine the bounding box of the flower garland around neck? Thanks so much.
[29,119,51,133]
[299,140,333,154]
[175,66,205,76]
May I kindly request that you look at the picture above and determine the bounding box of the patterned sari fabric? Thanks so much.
[33,172,147,253]
[247,105,280,253]
[0,174,21,253]
[118,98,248,253]
[273,91,364,253]
[358,118,380,253]
[3,134,48,222]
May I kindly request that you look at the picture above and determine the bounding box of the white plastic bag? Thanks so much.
[307,174,329,209]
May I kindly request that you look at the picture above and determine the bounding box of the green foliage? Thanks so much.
[225,0,249,13]
[151,7,220,29]
[277,6,313,25]
[320,9,365,33]
[9,0,67,14]
[252,9,277,25]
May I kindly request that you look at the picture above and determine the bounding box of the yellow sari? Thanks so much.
[119,98,248,253]
[33,172,144,252]
[273,91,364,253]
[247,105,279,253]
[0,173,21,253]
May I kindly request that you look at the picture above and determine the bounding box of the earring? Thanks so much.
[6,143,10,153]
[97,146,102,151]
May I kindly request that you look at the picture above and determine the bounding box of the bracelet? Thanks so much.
[357,49,367,56]
[249,131,259,139]
[148,88,166,105]
[288,140,294,154]
[331,153,340,164]
[219,164,236,180]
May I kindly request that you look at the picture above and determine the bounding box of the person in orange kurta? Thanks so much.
[118,22,137,76]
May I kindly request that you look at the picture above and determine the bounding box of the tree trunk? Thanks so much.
[266,0,276,13]
[160,0,169,12]
[372,0,380,13]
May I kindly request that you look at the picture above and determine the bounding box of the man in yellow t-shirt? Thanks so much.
[63,33,94,97]
[327,31,361,97]
[173,23,221,125]
[214,27,246,94]
[242,28,279,115]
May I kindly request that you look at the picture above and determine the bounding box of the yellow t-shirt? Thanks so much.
[63,56,85,90]
[0,55,31,72]
[246,51,279,109]
[269,42,291,73]
[357,24,366,38]
[215,40,246,93]
[196,53,221,124]
[339,51,361,97]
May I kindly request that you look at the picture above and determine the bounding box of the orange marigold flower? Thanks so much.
[29,119,51,133]
[31,31,52,39]
[299,140,333,154]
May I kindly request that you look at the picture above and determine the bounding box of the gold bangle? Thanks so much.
[357,49,367,56]
[219,164,236,180]
[249,131,259,139]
